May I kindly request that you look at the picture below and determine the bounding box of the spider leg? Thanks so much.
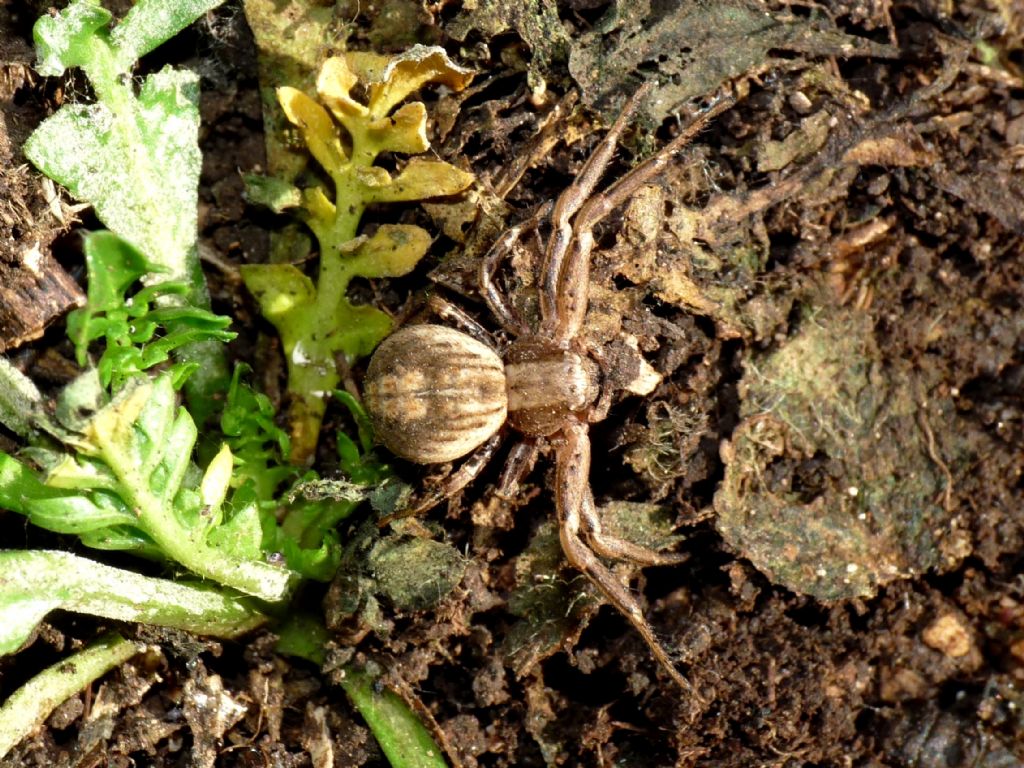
[575,95,735,235]
[479,202,553,336]
[495,439,540,499]
[553,95,734,342]
[379,432,504,526]
[556,419,698,695]
[580,487,688,566]
[424,294,495,347]
[540,84,655,336]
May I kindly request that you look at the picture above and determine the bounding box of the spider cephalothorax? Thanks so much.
[364,85,730,692]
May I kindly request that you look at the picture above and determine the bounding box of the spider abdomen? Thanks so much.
[364,324,508,463]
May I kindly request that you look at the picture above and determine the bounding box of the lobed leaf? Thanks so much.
[67,231,234,390]
[238,263,316,325]
[315,55,367,128]
[278,86,349,176]
[344,225,432,279]
[359,158,474,203]
[347,45,474,119]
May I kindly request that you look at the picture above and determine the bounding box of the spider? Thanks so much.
[363,85,730,692]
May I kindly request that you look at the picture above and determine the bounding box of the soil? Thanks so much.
[2,1,1024,766]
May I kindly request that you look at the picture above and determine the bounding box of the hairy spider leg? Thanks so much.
[539,83,656,338]
[495,439,540,498]
[424,293,495,347]
[478,201,553,336]
[557,418,700,697]
[379,431,504,526]
[553,95,735,343]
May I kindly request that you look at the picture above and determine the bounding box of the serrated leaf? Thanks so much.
[44,453,119,492]
[66,231,234,390]
[54,368,107,436]
[330,304,395,359]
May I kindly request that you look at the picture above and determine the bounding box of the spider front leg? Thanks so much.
[540,84,654,338]
[479,202,553,336]
[552,95,735,342]
[556,419,697,695]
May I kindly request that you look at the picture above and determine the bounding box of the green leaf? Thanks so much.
[27,0,231,418]
[274,613,329,665]
[238,263,316,325]
[0,357,57,439]
[24,72,202,294]
[67,231,234,390]
[0,633,140,760]
[2,375,297,602]
[244,174,303,212]
[32,0,113,78]
[111,0,227,70]
[0,550,266,657]
[340,666,449,768]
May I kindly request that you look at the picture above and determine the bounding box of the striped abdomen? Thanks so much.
[363,324,507,463]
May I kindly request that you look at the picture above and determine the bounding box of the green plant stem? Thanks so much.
[0,633,142,759]
[285,162,372,463]
[99,444,295,601]
[0,551,268,655]
[340,666,449,768]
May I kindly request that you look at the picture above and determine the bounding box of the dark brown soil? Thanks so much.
[3,1,1024,766]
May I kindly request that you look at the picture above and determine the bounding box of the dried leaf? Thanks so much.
[346,45,474,118]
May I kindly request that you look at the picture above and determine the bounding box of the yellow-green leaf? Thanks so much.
[239,263,316,324]
[347,45,474,119]
[316,55,367,130]
[346,225,431,278]
[366,102,429,155]
[277,86,348,174]
[362,157,474,203]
